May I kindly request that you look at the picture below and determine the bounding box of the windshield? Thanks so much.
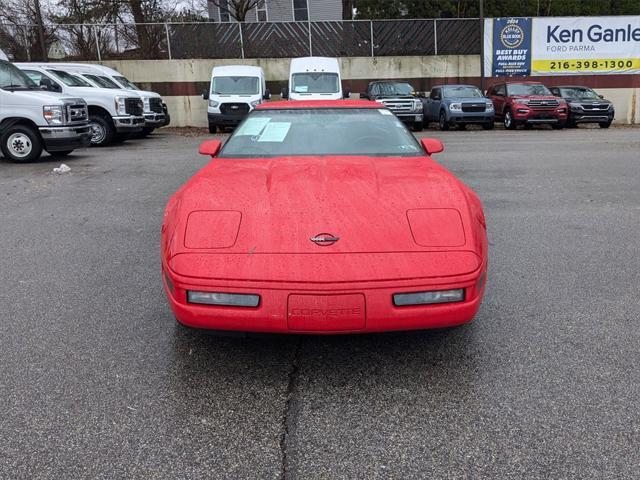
[291,73,339,94]
[85,74,120,89]
[48,69,92,87]
[443,86,483,98]
[377,82,414,96]
[113,75,139,90]
[0,61,37,90]
[219,108,422,158]
[507,83,551,96]
[559,87,599,99]
[212,76,259,95]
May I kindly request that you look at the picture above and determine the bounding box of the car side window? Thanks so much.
[430,88,440,100]
[23,70,45,84]
[495,84,506,96]
[550,87,560,96]
[371,84,380,96]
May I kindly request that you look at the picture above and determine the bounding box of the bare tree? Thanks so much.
[207,0,262,22]
[0,0,56,61]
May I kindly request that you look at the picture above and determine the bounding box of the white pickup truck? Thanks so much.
[16,63,145,147]
[43,63,169,136]
[1,59,91,162]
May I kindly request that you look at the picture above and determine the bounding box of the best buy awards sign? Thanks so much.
[484,16,640,76]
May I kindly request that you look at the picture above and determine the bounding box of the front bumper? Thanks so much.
[39,124,92,152]
[113,115,145,132]
[447,111,495,124]
[162,264,486,334]
[514,108,567,124]
[143,112,166,128]
[208,112,248,127]
[569,111,614,123]
[395,113,424,124]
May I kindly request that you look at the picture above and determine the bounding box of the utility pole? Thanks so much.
[34,0,48,61]
[479,0,484,91]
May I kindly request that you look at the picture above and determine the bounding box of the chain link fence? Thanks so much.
[0,19,480,62]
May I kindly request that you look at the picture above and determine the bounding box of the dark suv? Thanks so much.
[360,81,424,131]
[487,82,568,130]
[549,86,614,128]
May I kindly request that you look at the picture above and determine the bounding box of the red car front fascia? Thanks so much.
[162,258,487,335]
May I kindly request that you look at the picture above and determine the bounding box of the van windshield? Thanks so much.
[0,61,37,90]
[212,76,259,95]
[292,73,339,94]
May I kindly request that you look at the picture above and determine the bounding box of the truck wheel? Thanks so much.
[1,124,43,162]
[88,113,115,147]
[49,150,73,157]
[139,127,155,137]
[438,111,450,131]
[482,121,494,130]
[551,123,565,130]
[412,121,423,132]
[208,124,217,134]
[504,110,517,130]
[599,120,612,129]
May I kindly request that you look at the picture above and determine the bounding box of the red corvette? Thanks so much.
[162,100,487,334]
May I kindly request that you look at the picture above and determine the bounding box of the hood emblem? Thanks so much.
[310,233,340,246]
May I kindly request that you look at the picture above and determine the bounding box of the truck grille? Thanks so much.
[65,102,88,123]
[528,99,559,109]
[149,97,163,113]
[220,103,250,115]
[125,98,143,116]
[581,103,609,111]
[461,103,486,112]
[379,99,414,113]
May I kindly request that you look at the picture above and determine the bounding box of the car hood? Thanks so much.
[565,96,611,104]
[164,156,483,259]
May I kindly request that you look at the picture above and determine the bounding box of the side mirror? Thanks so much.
[263,89,271,100]
[343,88,351,99]
[40,78,60,92]
[421,138,444,155]
[598,94,604,99]
[202,89,209,100]
[199,139,222,157]
[281,87,288,100]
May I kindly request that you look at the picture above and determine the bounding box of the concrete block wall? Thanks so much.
[103,56,640,127]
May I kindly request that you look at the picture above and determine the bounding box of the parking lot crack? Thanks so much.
[280,338,303,480]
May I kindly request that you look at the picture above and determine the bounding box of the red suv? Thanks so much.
[487,82,568,130]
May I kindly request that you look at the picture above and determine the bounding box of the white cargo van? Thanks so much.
[202,65,270,133]
[45,63,169,134]
[1,60,91,162]
[16,63,145,147]
[282,57,348,101]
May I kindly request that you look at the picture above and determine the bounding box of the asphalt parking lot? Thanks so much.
[1,126,639,479]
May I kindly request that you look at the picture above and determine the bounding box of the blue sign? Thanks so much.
[492,17,532,76]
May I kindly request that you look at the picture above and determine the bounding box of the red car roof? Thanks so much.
[256,100,381,110]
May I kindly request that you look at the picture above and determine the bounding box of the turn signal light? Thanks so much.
[187,291,260,307]
[393,289,464,306]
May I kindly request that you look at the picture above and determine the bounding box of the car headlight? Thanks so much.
[187,291,260,307]
[43,105,64,125]
[393,289,464,306]
[449,102,462,111]
[114,96,127,115]
[485,101,494,110]
[412,99,423,112]
[250,100,261,108]
[569,102,582,110]
[209,99,219,108]
[518,99,530,106]
[142,97,151,112]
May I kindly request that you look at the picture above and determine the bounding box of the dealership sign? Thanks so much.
[484,16,640,76]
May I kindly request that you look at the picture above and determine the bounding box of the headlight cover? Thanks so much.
[143,97,151,112]
[449,102,462,111]
[43,105,64,125]
[393,289,464,306]
[114,96,127,115]
[412,99,423,112]
[187,291,260,307]
[208,99,219,108]
[250,100,261,108]
[485,101,494,110]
